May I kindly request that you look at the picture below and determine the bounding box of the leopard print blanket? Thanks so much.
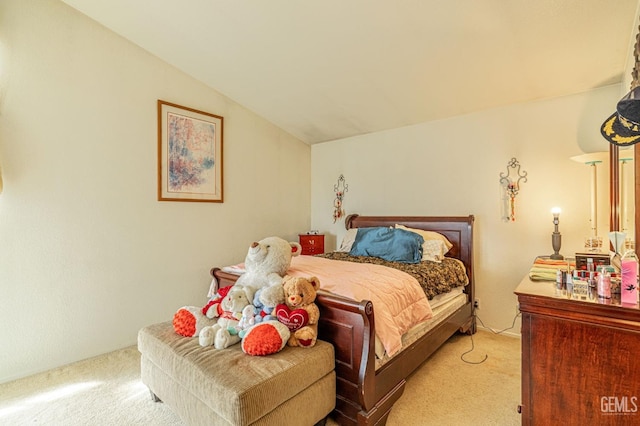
[315,252,469,300]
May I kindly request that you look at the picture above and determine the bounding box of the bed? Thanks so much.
[212,214,476,426]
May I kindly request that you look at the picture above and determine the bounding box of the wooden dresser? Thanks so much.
[515,275,640,425]
[299,233,324,255]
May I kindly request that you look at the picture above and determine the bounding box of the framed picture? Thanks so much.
[157,100,224,202]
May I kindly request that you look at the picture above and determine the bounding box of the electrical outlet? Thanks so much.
[474,298,480,310]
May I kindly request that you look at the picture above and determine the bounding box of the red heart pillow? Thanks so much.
[275,303,309,331]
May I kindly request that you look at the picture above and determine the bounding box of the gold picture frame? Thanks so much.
[157,100,223,202]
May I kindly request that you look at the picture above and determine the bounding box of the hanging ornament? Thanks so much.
[499,158,527,222]
[333,174,348,223]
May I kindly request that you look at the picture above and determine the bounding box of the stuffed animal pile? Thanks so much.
[172,236,321,356]
[240,275,322,354]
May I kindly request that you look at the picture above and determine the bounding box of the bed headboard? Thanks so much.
[345,214,475,285]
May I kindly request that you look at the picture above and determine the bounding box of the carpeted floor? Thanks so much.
[385,330,521,425]
[0,329,521,425]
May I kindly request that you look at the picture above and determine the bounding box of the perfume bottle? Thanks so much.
[597,266,612,299]
[566,272,573,299]
[620,240,639,305]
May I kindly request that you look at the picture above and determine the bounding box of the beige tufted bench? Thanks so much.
[138,322,336,425]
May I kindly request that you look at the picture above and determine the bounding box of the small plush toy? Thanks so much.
[235,284,289,356]
[252,285,286,323]
[275,275,321,348]
[201,285,233,318]
[173,286,233,337]
[199,285,255,349]
[237,304,259,331]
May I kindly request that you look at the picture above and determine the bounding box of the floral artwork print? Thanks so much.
[167,113,217,193]
[158,100,223,202]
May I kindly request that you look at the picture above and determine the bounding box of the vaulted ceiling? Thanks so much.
[61,0,640,144]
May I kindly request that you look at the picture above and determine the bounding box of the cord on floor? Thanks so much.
[460,309,521,365]
[475,309,521,335]
[460,332,488,364]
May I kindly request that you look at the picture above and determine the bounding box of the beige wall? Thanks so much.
[2,0,637,384]
[311,85,622,333]
[0,0,310,383]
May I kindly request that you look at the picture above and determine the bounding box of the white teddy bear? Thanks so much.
[234,236,302,292]
[199,285,255,349]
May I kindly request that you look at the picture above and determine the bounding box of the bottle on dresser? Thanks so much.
[620,240,639,305]
[597,265,613,300]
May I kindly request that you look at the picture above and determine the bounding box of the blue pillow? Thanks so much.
[349,227,424,263]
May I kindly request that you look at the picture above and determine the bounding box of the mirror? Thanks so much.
[613,22,640,247]
[610,147,621,234]
[634,147,639,247]
[609,146,635,243]
[631,23,640,247]
[571,148,634,248]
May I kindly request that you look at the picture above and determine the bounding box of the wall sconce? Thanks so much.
[499,158,527,222]
[550,207,563,260]
[333,174,348,223]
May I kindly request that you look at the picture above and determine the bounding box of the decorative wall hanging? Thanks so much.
[499,158,527,222]
[333,174,348,223]
[157,100,224,202]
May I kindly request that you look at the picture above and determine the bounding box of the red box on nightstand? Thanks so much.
[299,234,325,255]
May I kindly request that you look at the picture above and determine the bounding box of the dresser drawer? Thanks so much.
[299,234,325,255]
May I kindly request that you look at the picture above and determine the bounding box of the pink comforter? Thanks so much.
[287,255,433,357]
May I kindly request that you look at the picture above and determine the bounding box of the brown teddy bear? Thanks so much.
[275,275,321,348]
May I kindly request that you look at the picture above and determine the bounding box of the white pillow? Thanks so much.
[421,239,449,263]
[394,224,453,262]
[337,228,358,252]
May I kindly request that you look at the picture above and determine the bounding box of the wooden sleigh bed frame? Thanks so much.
[212,214,476,426]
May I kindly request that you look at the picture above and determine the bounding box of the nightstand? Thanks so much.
[299,234,325,255]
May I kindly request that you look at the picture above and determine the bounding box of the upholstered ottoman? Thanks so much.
[138,322,336,426]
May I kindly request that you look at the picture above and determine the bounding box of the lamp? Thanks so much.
[550,207,564,260]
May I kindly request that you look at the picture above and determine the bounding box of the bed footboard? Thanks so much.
[315,292,378,424]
